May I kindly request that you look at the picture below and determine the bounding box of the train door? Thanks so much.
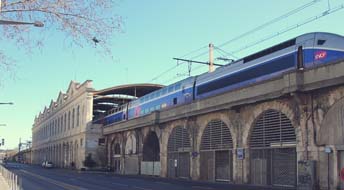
[182,86,192,103]
[295,35,315,69]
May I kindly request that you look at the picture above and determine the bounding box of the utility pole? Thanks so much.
[209,43,214,72]
[173,43,222,75]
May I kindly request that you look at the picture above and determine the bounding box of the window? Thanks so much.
[162,88,168,95]
[68,111,71,129]
[77,105,80,127]
[64,113,67,131]
[175,83,181,90]
[72,108,75,128]
[80,138,83,147]
[317,39,326,45]
[155,105,160,110]
[168,85,174,93]
[173,98,177,105]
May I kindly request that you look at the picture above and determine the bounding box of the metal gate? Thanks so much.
[113,143,121,174]
[250,109,296,187]
[167,126,191,178]
[200,119,233,182]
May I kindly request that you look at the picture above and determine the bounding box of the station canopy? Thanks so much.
[93,83,164,120]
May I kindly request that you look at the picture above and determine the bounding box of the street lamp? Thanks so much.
[0,19,44,27]
[0,102,13,105]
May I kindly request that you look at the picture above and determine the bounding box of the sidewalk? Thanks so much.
[0,173,9,190]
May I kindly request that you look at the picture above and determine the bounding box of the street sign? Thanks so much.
[237,148,245,160]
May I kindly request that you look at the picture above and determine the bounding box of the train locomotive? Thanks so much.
[99,32,344,126]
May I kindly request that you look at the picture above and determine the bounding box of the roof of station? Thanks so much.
[92,83,164,118]
[94,83,164,97]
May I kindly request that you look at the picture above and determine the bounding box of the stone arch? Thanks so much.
[318,96,344,189]
[199,118,234,182]
[196,112,236,152]
[125,132,137,155]
[143,131,160,161]
[248,108,297,187]
[141,130,161,176]
[167,125,192,178]
[318,96,344,145]
[243,102,298,147]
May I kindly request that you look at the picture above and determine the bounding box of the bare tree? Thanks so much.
[0,0,123,76]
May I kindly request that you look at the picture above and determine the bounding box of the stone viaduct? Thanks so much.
[103,59,344,190]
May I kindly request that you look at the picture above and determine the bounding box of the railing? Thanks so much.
[0,164,22,190]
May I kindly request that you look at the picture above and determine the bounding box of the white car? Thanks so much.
[42,161,53,168]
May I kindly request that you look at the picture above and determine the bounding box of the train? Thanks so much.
[97,32,344,126]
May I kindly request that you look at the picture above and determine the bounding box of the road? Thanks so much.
[4,163,294,190]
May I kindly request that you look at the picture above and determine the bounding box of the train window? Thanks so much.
[175,83,181,90]
[173,98,177,105]
[317,39,326,45]
[243,38,296,63]
[162,88,168,95]
[168,85,174,93]
[156,90,161,97]
[155,105,160,110]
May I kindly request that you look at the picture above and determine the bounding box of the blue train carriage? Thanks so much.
[127,77,196,119]
[102,104,127,126]
[195,32,344,100]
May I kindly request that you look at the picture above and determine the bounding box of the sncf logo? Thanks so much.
[315,51,327,60]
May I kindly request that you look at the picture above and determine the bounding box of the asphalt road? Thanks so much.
[4,163,295,190]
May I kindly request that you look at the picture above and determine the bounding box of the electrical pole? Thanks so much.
[173,43,222,75]
[209,43,214,72]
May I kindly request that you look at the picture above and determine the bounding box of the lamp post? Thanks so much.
[0,19,44,27]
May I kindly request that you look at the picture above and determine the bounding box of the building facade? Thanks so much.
[32,80,104,169]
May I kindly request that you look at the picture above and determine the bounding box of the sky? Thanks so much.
[0,0,344,149]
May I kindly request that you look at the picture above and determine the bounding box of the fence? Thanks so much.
[0,164,22,190]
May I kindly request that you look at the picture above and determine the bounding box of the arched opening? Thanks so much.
[113,143,121,173]
[249,109,296,187]
[142,131,160,175]
[200,119,233,182]
[167,126,191,178]
[124,133,139,174]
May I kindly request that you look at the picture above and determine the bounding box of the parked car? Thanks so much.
[42,161,53,168]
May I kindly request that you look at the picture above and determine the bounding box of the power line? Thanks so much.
[218,0,322,49]
[149,64,180,82]
[230,3,344,55]
[168,0,321,75]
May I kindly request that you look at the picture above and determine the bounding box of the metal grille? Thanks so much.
[215,150,231,181]
[250,110,296,187]
[167,126,191,152]
[250,109,296,148]
[272,148,296,187]
[167,126,191,178]
[200,119,233,150]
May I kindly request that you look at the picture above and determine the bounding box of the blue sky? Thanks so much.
[0,0,344,149]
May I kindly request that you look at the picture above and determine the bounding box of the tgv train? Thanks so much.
[99,32,344,126]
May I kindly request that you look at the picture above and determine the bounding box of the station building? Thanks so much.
[31,80,162,169]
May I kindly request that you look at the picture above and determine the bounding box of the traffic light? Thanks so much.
[1,138,4,146]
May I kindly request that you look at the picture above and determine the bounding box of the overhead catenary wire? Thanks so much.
[230,3,344,55]
[218,0,322,48]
